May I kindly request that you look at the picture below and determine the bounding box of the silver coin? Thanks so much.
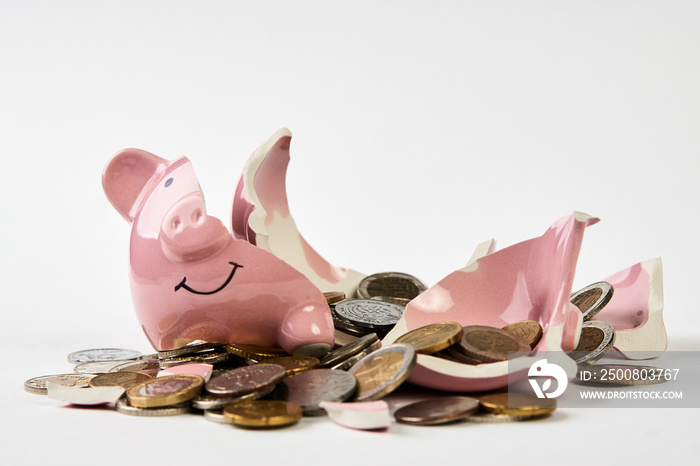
[357,272,428,300]
[569,321,616,365]
[192,385,275,410]
[348,343,417,401]
[570,281,614,321]
[67,348,142,364]
[274,369,357,416]
[575,364,669,387]
[332,312,383,336]
[320,333,379,368]
[202,409,229,424]
[74,360,133,374]
[158,342,225,359]
[333,299,405,329]
[205,364,287,396]
[331,340,382,371]
[394,397,480,425]
[24,374,96,395]
[115,397,191,416]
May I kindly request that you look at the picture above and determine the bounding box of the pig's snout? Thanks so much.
[160,194,230,262]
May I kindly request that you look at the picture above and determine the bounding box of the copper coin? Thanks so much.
[223,400,302,428]
[394,322,464,355]
[456,326,531,363]
[502,320,543,349]
[570,281,614,321]
[479,393,556,416]
[205,364,287,396]
[435,347,482,365]
[394,396,480,425]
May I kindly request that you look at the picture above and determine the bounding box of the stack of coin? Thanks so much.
[332,299,405,339]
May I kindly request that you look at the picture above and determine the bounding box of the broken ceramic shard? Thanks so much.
[595,257,666,359]
[102,149,334,356]
[232,128,366,297]
[319,400,391,430]
[383,212,597,392]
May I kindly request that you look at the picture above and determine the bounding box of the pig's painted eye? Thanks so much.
[165,178,174,188]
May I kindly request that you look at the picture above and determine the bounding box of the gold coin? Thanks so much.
[457,326,531,363]
[126,374,204,408]
[394,322,464,355]
[225,343,288,360]
[256,356,320,376]
[502,320,543,349]
[89,372,153,389]
[323,291,346,305]
[479,393,556,416]
[223,400,302,428]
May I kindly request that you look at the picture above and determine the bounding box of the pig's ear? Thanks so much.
[102,148,167,223]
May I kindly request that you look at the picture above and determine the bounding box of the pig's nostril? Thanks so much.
[192,209,203,224]
[171,216,182,231]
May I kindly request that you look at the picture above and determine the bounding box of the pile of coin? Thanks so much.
[25,273,663,429]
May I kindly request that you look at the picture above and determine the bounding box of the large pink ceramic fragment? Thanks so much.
[232,128,366,296]
[102,149,334,356]
[383,212,598,392]
[596,258,666,359]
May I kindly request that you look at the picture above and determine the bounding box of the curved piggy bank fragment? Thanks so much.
[232,128,365,297]
[102,148,334,356]
[595,258,666,359]
[383,212,598,392]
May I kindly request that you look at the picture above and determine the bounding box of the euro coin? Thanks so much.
[320,333,379,368]
[24,374,95,395]
[157,342,225,359]
[116,397,191,417]
[568,321,615,365]
[126,374,204,408]
[225,343,288,360]
[570,281,614,321]
[348,343,416,401]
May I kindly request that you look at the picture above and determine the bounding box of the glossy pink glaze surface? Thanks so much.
[599,263,651,330]
[394,212,597,392]
[103,149,334,354]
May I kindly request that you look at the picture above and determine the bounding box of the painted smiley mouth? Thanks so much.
[174,262,244,295]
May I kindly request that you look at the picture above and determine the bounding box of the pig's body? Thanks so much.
[103,149,334,356]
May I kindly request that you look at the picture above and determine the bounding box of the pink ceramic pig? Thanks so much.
[102,149,334,356]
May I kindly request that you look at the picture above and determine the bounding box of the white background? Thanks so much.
[1,1,698,464]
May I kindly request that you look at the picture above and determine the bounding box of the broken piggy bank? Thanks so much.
[102,149,335,356]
